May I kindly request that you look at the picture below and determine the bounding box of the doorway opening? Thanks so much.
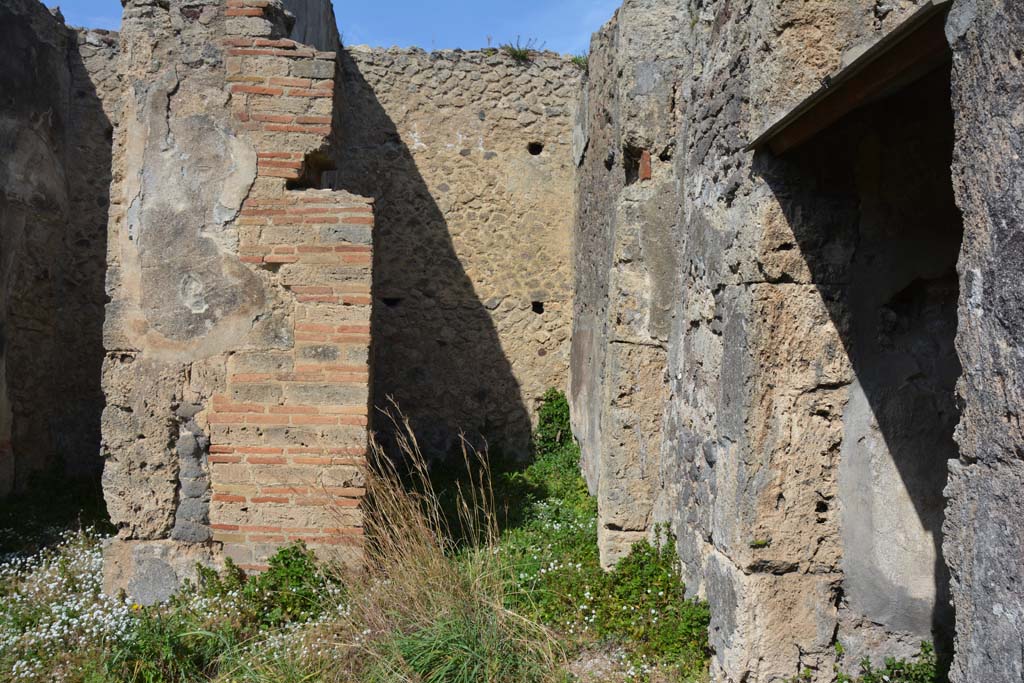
[752,2,960,671]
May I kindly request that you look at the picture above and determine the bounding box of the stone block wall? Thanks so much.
[6,0,1022,678]
[331,47,580,458]
[0,0,117,497]
[942,2,1024,682]
[211,0,370,572]
[570,0,687,566]
[570,0,1019,681]
[208,187,371,570]
[101,0,372,600]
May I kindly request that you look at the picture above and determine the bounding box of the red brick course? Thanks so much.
[211,9,373,571]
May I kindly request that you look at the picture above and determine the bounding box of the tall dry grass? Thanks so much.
[310,407,565,683]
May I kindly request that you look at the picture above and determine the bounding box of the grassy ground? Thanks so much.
[0,390,940,682]
[0,391,709,683]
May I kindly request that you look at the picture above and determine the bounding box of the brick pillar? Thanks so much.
[207,0,372,571]
[99,0,373,603]
[209,192,372,570]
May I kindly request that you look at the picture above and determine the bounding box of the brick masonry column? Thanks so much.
[210,0,373,571]
[208,192,372,570]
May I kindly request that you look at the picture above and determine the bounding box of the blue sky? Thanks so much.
[53,0,619,54]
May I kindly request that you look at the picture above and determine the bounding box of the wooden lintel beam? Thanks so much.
[748,0,953,156]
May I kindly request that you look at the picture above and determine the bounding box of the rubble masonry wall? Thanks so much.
[569,1,1019,681]
[332,46,580,458]
[100,0,372,602]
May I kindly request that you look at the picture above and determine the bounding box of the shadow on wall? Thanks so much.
[58,41,112,484]
[0,6,111,496]
[758,66,960,669]
[328,51,532,459]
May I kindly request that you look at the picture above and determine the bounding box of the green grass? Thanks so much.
[837,642,941,683]
[789,642,941,683]
[0,390,949,683]
[501,37,542,64]
[496,390,710,679]
[1,389,713,682]
[196,543,335,627]
[366,612,555,683]
[374,389,711,679]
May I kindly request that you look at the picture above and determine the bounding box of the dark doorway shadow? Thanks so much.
[328,51,533,462]
[58,33,113,486]
[0,9,111,500]
[757,65,959,674]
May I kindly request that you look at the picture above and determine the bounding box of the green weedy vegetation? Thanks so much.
[836,642,941,683]
[501,37,541,64]
[197,544,334,627]
[789,642,941,683]
[0,390,946,683]
[0,389,705,682]
[93,543,339,682]
[498,389,711,679]
[571,53,589,71]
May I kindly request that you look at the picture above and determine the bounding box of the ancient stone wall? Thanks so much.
[753,65,961,674]
[570,0,687,565]
[331,47,579,458]
[281,0,340,52]
[64,28,121,478]
[943,2,1024,682]
[0,0,117,497]
[101,0,372,602]
[5,0,1022,678]
[571,1,981,680]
